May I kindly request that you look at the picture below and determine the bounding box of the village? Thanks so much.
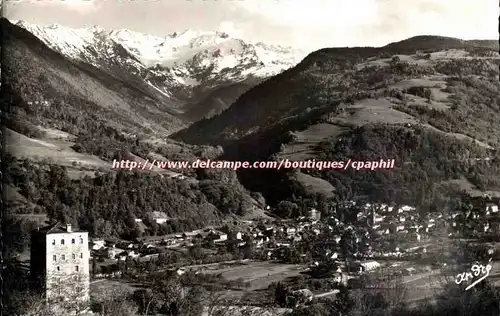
[88,197,500,308]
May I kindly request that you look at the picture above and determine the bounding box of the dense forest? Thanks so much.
[3,154,257,240]
[310,124,499,205]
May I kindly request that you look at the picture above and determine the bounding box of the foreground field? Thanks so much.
[201,261,305,290]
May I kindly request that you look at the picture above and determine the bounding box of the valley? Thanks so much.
[3,10,500,316]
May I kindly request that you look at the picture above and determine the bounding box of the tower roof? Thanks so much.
[35,222,86,234]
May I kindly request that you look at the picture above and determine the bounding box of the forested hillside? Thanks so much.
[173,36,500,211]
[1,18,269,236]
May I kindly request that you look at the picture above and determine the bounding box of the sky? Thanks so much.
[3,0,499,51]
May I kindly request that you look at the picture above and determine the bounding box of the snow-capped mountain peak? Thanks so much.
[16,20,304,70]
[13,20,306,119]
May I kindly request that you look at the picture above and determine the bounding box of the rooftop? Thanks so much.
[34,222,87,234]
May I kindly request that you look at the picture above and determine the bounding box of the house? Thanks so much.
[325,251,338,260]
[176,268,186,276]
[350,260,381,273]
[205,230,227,243]
[182,231,198,239]
[361,261,381,271]
[215,233,228,242]
[108,246,127,259]
[285,227,297,235]
[127,250,140,259]
[483,223,490,232]
[403,205,415,212]
[487,203,499,214]
[92,239,106,250]
[117,252,127,261]
[309,208,321,221]
[151,211,169,224]
[373,213,385,224]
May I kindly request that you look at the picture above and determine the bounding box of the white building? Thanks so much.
[107,246,127,259]
[31,223,90,312]
[91,239,105,250]
[487,203,499,214]
[151,211,169,224]
[309,208,321,221]
[360,261,381,271]
[214,233,228,242]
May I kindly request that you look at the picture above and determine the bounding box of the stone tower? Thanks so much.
[31,222,90,311]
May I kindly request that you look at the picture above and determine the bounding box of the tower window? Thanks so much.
[75,266,79,272]
[53,255,57,261]
[80,236,84,244]
[61,254,65,260]
[56,266,60,271]
[61,239,65,245]
[80,253,83,258]
[72,253,76,260]
[52,240,56,245]
[71,238,75,244]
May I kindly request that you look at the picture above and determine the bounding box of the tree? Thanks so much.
[272,282,289,307]
[204,291,234,316]
[92,289,139,316]
[276,200,299,218]
[92,257,98,276]
[46,272,91,315]
[151,273,185,316]
[226,230,239,255]
[175,286,205,316]
[8,292,55,316]
[125,256,130,275]
[331,285,353,314]
[189,239,205,261]
[340,229,357,273]
[242,234,255,259]
[132,289,159,315]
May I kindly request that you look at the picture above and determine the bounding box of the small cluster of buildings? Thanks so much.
[90,209,323,262]
[449,202,500,236]
[27,99,51,107]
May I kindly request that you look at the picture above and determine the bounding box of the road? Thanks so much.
[90,279,106,285]
[402,269,444,287]
[315,289,340,298]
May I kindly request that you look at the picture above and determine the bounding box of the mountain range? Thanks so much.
[12,20,304,122]
[3,15,500,225]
